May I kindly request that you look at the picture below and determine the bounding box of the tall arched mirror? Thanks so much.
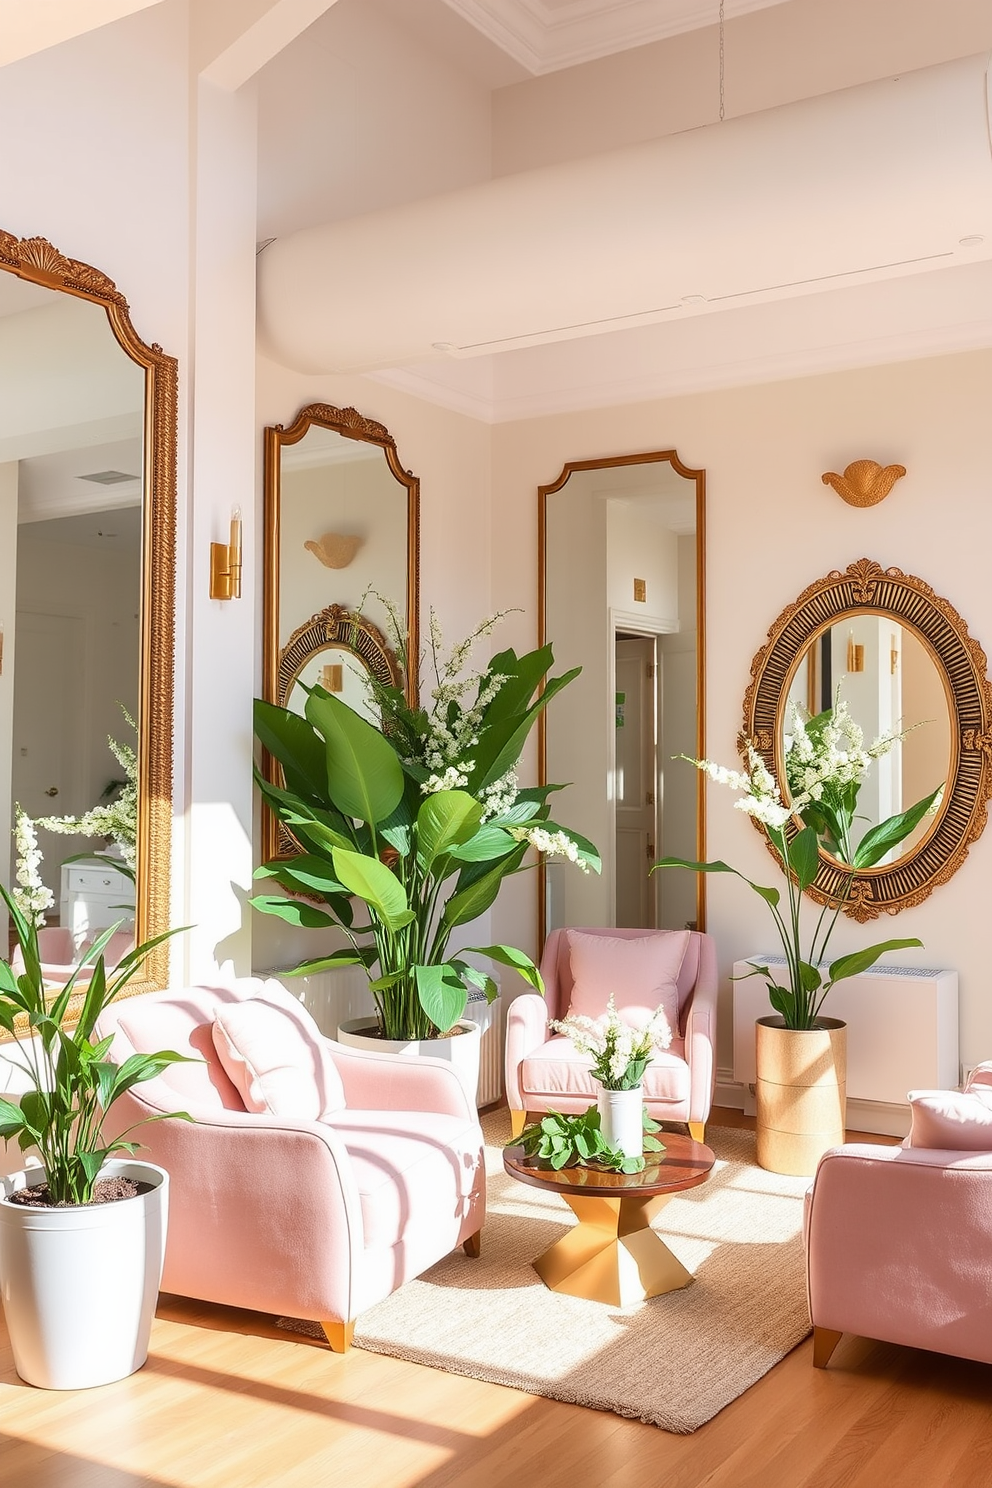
[539,451,706,943]
[262,403,419,861]
[0,230,177,1024]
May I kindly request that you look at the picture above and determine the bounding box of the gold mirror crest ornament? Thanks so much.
[742,558,992,922]
[0,229,177,1026]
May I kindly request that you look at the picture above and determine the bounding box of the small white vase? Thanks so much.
[596,1085,644,1159]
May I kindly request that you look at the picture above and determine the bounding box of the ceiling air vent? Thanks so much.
[77,470,139,485]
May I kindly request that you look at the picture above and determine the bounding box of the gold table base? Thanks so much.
[533,1191,692,1306]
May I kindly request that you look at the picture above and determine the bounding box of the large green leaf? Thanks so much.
[472,668,581,791]
[282,948,378,978]
[416,791,483,874]
[255,855,349,898]
[414,963,468,1032]
[853,786,944,869]
[788,827,821,892]
[827,938,923,988]
[441,858,513,929]
[305,689,404,825]
[253,698,327,799]
[460,943,544,994]
[249,894,337,929]
[331,848,415,932]
[481,646,553,726]
[537,820,603,875]
[446,824,516,863]
[651,855,781,909]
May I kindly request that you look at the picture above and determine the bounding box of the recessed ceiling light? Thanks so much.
[78,470,138,485]
[959,235,985,247]
[432,341,455,352]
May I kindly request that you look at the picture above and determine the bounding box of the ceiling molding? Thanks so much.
[366,315,992,425]
[439,0,791,76]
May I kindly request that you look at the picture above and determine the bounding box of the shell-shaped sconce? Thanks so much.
[304,531,364,568]
[821,460,906,508]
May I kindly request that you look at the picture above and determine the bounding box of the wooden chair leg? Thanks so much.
[509,1108,529,1138]
[463,1230,482,1258]
[688,1121,705,1143]
[321,1319,356,1354]
[812,1326,843,1369]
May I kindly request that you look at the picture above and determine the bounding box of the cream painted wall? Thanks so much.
[491,347,992,1078]
[0,464,16,888]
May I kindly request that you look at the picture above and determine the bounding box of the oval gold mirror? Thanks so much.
[0,230,176,1027]
[261,403,419,862]
[743,558,992,920]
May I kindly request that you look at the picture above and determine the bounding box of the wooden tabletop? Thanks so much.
[503,1130,715,1198]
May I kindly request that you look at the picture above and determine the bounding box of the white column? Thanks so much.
[0,461,18,891]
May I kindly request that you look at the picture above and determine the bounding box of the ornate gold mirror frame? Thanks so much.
[262,403,419,863]
[538,449,706,947]
[0,230,177,1024]
[743,558,992,921]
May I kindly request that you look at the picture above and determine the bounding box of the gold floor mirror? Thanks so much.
[0,230,177,1025]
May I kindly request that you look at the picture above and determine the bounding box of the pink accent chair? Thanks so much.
[806,1062,992,1369]
[13,926,134,986]
[95,980,486,1352]
[505,928,718,1141]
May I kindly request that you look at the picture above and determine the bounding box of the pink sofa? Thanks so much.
[806,1063,992,1369]
[95,979,486,1352]
[14,926,133,986]
[505,927,718,1141]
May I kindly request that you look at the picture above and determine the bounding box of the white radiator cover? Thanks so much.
[733,957,959,1134]
[258,966,504,1109]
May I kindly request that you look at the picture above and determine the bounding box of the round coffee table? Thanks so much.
[503,1131,715,1307]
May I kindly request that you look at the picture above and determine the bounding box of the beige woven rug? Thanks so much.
[342,1112,812,1434]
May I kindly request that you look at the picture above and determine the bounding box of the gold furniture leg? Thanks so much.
[463,1230,482,1258]
[812,1326,843,1369]
[509,1109,529,1138]
[688,1122,705,1143]
[533,1192,693,1306]
[321,1319,355,1353]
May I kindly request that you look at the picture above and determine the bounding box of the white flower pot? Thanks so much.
[0,1159,169,1390]
[596,1085,644,1159]
[337,1017,482,1106]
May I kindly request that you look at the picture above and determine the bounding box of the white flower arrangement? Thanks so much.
[11,804,55,929]
[36,709,139,876]
[551,994,672,1090]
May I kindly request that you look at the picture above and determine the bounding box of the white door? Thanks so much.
[11,611,88,900]
[614,635,657,927]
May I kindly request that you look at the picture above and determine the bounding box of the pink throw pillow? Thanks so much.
[211,983,345,1120]
[566,929,689,1032]
[907,1088,992,1150]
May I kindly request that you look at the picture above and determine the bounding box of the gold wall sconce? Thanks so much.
[846,633,865,673]
[210,508,242,600]
[304,531,364,569]
[821,459,906,507]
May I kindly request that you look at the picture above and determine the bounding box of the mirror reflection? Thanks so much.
[262,405,419,862]
[783,617,950,863]
[541,453,705,938]
[1,275,143,942]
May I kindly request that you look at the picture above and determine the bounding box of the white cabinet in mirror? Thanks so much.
[539,452,706,940]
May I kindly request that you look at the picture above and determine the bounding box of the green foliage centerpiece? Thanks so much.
[253,612,600,1042]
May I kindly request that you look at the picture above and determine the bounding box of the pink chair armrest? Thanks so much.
[807,1142,992,1363]
[325,1039,475,1120]
[504,993,550,1111]
[105,1086,367,1323]
[966,1061,992,1092]
[684,934,718,1125]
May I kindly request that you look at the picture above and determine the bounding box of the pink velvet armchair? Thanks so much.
[806,1062,992,1369]
[96,979,486,1352]
[505,927,718,1141]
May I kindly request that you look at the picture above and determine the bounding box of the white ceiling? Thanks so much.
[440,0,791,75]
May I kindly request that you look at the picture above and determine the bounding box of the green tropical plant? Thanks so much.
[511,1107,666,1175]
[0,883,191,1206]
[252,612,600,1041]
[652,694,940,1030]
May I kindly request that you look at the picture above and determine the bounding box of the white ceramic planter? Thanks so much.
[337,1017,482,1106]
[596,1085,644,1159]
[0,1159,169,1390]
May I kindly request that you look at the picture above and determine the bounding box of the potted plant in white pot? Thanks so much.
[252,611,600,1100]
[653,693,941,1175]
[0,884,188,1389]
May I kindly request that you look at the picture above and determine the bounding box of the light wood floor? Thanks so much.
[2,1111,990,1488]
